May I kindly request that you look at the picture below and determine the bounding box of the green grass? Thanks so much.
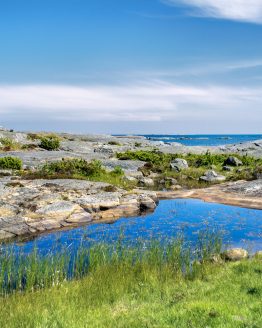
[117,150,262,188]
[0,239,261,327]
[22,159,135,189]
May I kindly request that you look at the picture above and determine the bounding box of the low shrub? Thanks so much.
[111,166,124,176]
[0,156,22,170]
[40,136,60,151]
[41,159,105,177]
[0,138,21,151]
[108,141,121,146]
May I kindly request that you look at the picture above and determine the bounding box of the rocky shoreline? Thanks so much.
[0,129,262,242]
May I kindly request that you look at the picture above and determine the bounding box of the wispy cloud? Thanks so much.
[0,82,262,125]
[163,0,262,23]
[123,58,262,81]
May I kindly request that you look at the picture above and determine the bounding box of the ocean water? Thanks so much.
[7,199,262,255]
[143,134,262,146]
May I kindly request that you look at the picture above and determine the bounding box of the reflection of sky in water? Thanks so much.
[6,199,262,255]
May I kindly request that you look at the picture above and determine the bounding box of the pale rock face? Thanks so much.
[36,201,79,218]
[139,177,155,187]
[0,178,158,241]
[223,248,248,261]
[170,158,189,172]
[199,170,226,182]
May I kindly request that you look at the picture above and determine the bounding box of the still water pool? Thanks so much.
[8,199,262,255]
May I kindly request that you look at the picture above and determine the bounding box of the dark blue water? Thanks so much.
[143,135,262,146]
[9,199,262,255]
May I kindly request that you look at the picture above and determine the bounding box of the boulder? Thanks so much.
[170,158,188,172]
[199,170,226,182]
[223,248,248,261]
[138,177,155,187]
[223,166,233,172]
[139,195,157,211]
[224,156,243,167]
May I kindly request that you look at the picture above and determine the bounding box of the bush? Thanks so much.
[40,136,60,151]
[111,166,124,176]
[0,156,22,170]
[41,159,105,177]
[108,141,121,146]
[0,137,21,151]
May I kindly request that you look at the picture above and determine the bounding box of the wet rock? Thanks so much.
[171,158,188,172]
[223,248,248,261]
[199,170,226,182]
[139,194,157,211]
[224,156,243,167]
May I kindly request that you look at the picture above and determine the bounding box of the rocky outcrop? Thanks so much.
[170,158,188,172]
[224,156,243,167]
[0,178,157,241]
[157,180,262,209]
[199,170,226,182]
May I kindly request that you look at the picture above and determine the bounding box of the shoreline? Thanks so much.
[1,130,262,242]
[1,180,261,243]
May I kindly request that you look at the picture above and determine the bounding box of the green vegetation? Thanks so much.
[23,159,134,189]
[0,233,221,295]
[27,132,61,141]
[39,135,60,151]
[0,137,21,151]
[108,141,121,146]
[0,236,261,327]
[117,150,262,188]
[0,156,22,170]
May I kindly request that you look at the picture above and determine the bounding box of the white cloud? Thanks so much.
[0,82,262,126]
[164,0,262,23]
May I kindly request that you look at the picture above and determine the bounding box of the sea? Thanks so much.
[142,134,262,147]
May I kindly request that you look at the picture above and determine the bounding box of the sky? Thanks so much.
[1,0,262,134]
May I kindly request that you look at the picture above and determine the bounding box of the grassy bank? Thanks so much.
[0,256,261,327]
[0,236,261,327]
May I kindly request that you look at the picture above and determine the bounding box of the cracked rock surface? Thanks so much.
[0,177,158,241]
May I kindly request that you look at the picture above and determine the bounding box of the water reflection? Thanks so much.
[5,199,262,254]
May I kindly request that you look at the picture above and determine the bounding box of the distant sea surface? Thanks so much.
[142,135,262,147]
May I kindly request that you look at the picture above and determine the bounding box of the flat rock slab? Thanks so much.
[0,178,157,241]
[157,181,262,210]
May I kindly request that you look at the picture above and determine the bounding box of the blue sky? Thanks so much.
[1,0,262,134]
